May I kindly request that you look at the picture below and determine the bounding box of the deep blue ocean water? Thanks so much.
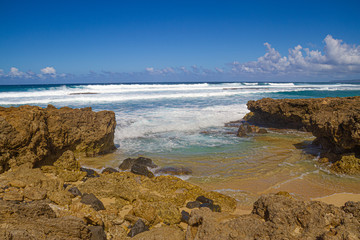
[1,82,360,198]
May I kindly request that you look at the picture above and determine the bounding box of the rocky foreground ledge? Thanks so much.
[244,96,360,174]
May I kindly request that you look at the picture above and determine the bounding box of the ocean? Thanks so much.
[1,82,360,203]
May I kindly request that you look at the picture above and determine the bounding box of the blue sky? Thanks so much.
[1,0,360,84]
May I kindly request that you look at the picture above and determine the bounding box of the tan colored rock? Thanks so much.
[0,105,116,173]
[8,179,26,188]
[0,199,91,239]
[186,194,360,240]
[57,170,87,182]
[47,190,73,206]
[23,186,47,200]
[330,154,360,174]
[3,187,24,201]
[132,225,185,240]
[54,150,80,171]
[246,97,360,153]
[246,97,360,174]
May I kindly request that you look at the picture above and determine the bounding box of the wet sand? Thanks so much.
[79,129,360,210]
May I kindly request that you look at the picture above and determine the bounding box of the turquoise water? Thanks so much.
[1,82,360,199]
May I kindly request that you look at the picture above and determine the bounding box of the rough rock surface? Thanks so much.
[186,194,360,240]
[0,105,116,173]
[0,199,92,239]
[245,97,360,173]
[246,97,360,154]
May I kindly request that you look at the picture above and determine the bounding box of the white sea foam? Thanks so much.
[115,104,249,140]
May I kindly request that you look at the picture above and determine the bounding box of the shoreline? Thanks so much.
[1,98,359,239]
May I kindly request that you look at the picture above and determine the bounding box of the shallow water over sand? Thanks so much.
[80,128,360,208]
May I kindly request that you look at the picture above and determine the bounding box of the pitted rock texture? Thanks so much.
[246,97,360,154]
[0,105,116,173]
[186,194,360,240]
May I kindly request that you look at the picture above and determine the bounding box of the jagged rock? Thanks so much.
[23,186,47,200]
[81,193,105,211]
[132,225,185,240]
[186,201,201,209]
[89,226,107,240]
[236,122,267,137]
[0,199,91,239]
[246,97,360,174]
[101,167,118,174]
[246,97,360,153]
[342,201,360,222]
[8,179,26,188]
[236,124,247,137]
[155,166,192,176]
[186,194,360,240]
[131,163,154,178]
[68,186,82,197]
[0,105,116,173]
[330,154,360,174]
[54,150,80,171]
[128,219,149,237]
[3,187,24,201]
[119,157,158,170]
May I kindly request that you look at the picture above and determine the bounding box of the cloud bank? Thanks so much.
[1,35,360,84]
[231,35,360,76]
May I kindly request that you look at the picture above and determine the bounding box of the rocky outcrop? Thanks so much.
[0,105,116,173]
[186,194,360,240]
[246,97,360,154]
[245,97,360,173]
[0,162,236,239]
[0,199,92,239]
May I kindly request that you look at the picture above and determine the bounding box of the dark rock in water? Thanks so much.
[68,187,82,197]
[131,163,154,178]
[88,226,107,240]
[186,201,201,209]
[80,193,105,211]
[236,124,247,137]
[128,219,149,237]
[200,203,221,212]
[258,128,268,134]
[196,196,214,205]
[101,167,118,174]
[119,157,157,170]
[237,122,267,137]
[155,166,192,176]
[80,167,99,178]
[342,201,360,222]
[181,210,190,224]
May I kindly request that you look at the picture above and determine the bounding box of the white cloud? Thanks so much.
[41,66,56,74]
[215,67,224,73]
[324,35,360,65]
[232,35,360,75]
[9,67,26,77]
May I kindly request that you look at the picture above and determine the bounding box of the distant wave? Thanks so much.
[1,82,360,106]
